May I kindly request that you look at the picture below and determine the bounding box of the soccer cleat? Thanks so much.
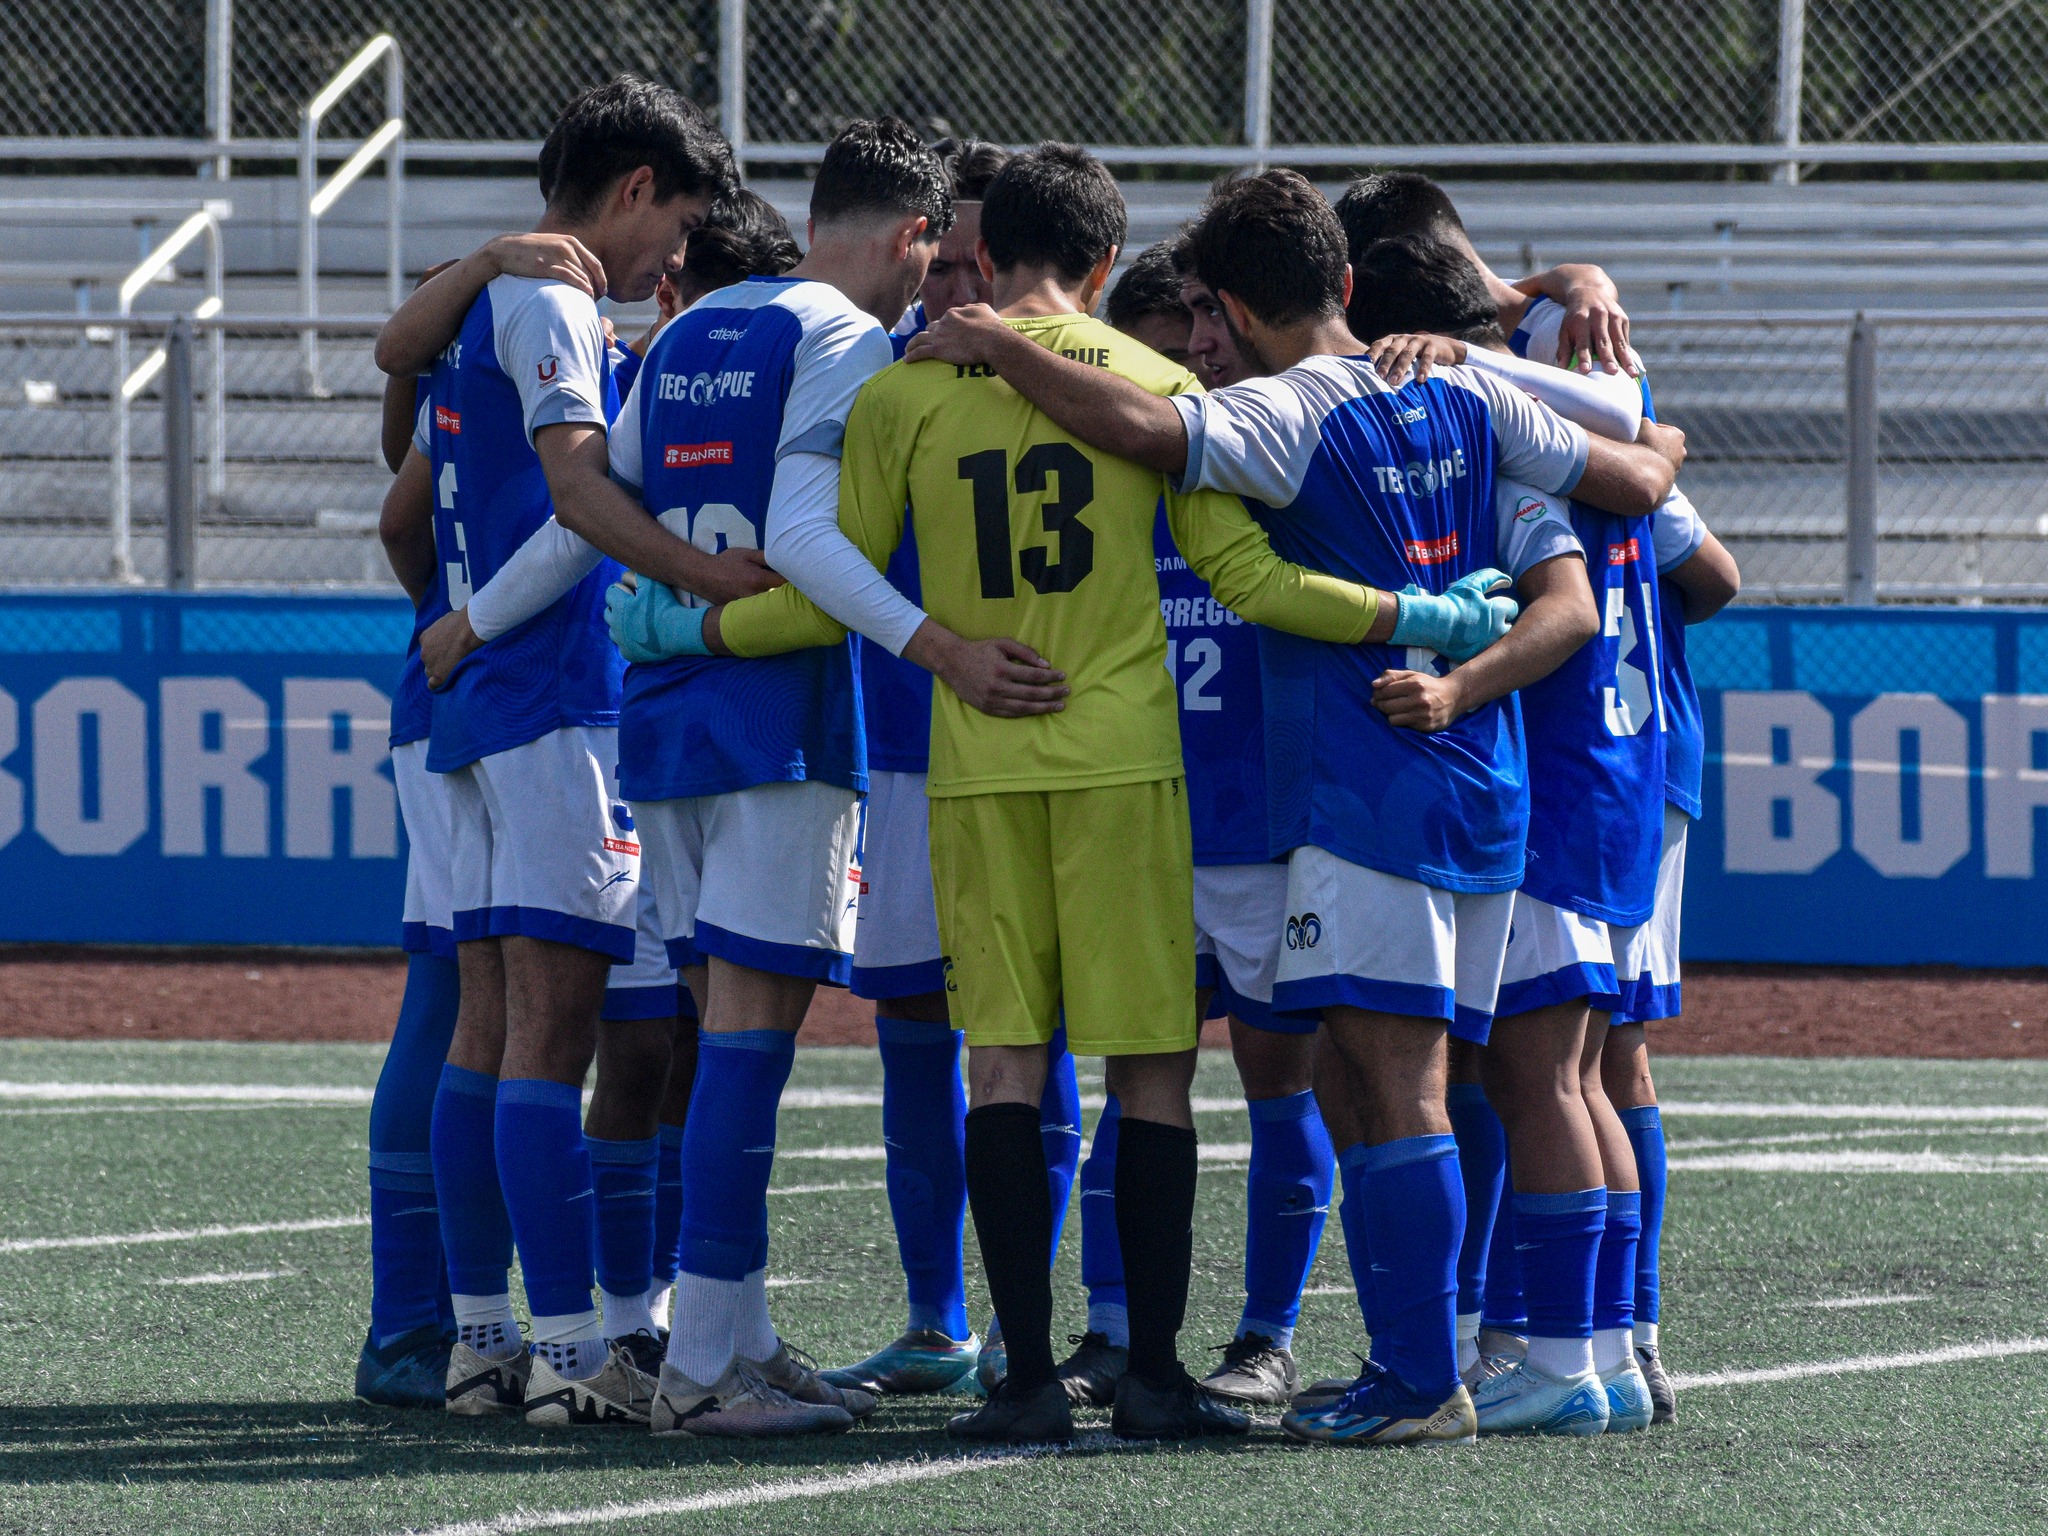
[1461,1346,1525,1394]
[1281,1373,1477,1447]
[819,1329,981,1396]
[746,1339,878,1420]
[1112,1367,1251,1441]
[1471,1357,1610,1437]
[946,1376,1074,1445]
[610,1329,667,1380]
[1601,1356,1655,1433]
[444,1340,531,1417]
[524,1341,658,1428]
[355,1324,452,1410]
[1056,1331,1128,1407]
[651,1359,855,1438]
[1198,1332,1300,1407]
[1290,1353,1380,1413]
[975,1318,1007,1395]
[1636,1340,1676,1425]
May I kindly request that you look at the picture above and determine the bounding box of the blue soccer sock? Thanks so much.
[368,953,459,1346]
[1079,1093,1128,1345]
[587,1133,660,1341]
[1353,1134,1465,1401]
[1619,1105,1667,1335]
[429,1062,517,1354]
[1513,1187,1608,1380]
[647,1121,685,1320]
[1041,1025,1083,1265]
[1481,1178,1528,1335]
[494,1079,602,1370]
[1238,1090,1335,1351]
[667,1029,796,1386]
[877,1017,970,1341]
[1444,1081,1506,1351]
[1593,1189,1642,1372]
[1335,1144,1384,1360]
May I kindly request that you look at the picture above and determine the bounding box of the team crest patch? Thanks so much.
[1514,496,1549,523]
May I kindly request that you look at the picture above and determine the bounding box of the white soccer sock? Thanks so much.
[602,1287,656,1342]
[1525,1334,1595,1379]
[1634,1319,1659,1350]
[734,1268,780,1362]
[1087,1301,1130,1350]
[646,1282,674,1331]
[1456,1311,1482,1374]
[666,1272,742,1386]
[451,1293,522,1360]
[529,1308,608,1380]
[1592,1327,1633,1375]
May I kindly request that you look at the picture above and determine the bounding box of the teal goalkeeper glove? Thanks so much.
[1388,567,1519,663]
[605,577,709,663]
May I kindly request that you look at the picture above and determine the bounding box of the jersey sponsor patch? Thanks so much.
[603,836,640,855]
[1514,494,1551,523]
[664,441,734,469]
[435,405,461,434]
[537,354,559,383]
[1407,531,1461,565]
[1608,537,1642,565]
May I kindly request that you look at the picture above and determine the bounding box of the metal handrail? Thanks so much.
[110,209,228,584]
[299,34,404,395]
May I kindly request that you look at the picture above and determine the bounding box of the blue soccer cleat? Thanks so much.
[1600,1356,1655,1433]
[819,1328,981,1396]
[354,1324,453,1410]
[1281,1370,1476,1447]
[1472,1357,1610,1436]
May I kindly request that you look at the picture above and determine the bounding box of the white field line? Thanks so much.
[1662,1100,2048,1123]
[0,1102,365,1119]
[784,1091,1249,1115]
[1670,1124,2048,1153]
[777,1143,1255,1164]
[0,1080,373,1104]
[1670,1149,2048,1174]
[1792,1294,1933,1310]
[154,1269,294,1285]
[1672,1336,2048,1390]
[0,1215,367,1254]
[769,1181,886,1196]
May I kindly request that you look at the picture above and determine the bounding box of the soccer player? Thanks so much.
[370,77,755,1427]
[907,169,1684,1447]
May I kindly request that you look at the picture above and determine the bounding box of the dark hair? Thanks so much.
[540,75,736,221]
[810,116,954,237]
[1106,241,1188,330]
[931,137,1012,200]
[1181,170,1346,326]
[1334,172,1466,261]
[682,189,802,294]
[1346,234,1506,347]
[980,143,1127,282]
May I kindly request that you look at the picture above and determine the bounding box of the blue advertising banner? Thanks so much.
[0,592,413,947]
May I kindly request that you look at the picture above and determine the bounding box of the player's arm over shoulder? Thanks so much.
[1167,485,1386,645]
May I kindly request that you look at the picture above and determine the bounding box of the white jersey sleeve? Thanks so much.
[608,367,647,490]
[464,517,606,642]
[490,275,611,446]
[777,309,895,460]
[1171,362,1342,506]
[761,450,930,655]
[1652,487,1708,573]
[1459,344,1642,444]
[1441,365,1590,498]
[1494,480,1585,581]
[411,396,431,457]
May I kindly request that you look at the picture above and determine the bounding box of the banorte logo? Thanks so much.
[604,802,640,857]
[663,441,734,470]
[1284,912,1323,950]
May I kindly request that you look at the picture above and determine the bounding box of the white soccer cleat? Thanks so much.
[1471,1357,1610,1437]
[1600,1356,1655,1433]
[746,1339,878,1419]
[444,1341,531,1417]
[650,1359,856,1438]
[524,1341,657,1428]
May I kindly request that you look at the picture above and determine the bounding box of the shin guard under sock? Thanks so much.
[966,1102,1058,1391]
[1114,1117,1199,1386]
[1079,1094,1128,1343]
[430,1063,513,1301]
[1239,1090,1335,1348]
[1444,1081,1506,1324]
[877,1017,971,1340]
[368,953,460,1345]
[494,1079,598,1320]
[1618,1105,1667,1328]
[1354,1134,1464,1401]
[1040,1026,1083,1261]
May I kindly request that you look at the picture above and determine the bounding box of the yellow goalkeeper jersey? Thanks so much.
[719,311,1378,799]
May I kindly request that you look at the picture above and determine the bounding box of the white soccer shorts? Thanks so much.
[393,738,454,958]
[633,778,862,984]
[1615,803,1688,1024]
[1194,861,1296,1033]
[1270,845,1514,1044]
[444,724,640,962]
[851,769,945,1001]
[603,882,688,1021]
[1496,891,1627,1019]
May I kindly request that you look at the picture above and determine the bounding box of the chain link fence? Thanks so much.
[10,0,2048,162]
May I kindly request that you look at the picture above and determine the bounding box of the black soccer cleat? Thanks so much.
[354,1323,453,1409]
[1057,1331,1129,1407]
[1198,1331,1300,1407]
[946,1376,1075,1445]
[1112,1366,1252,1441]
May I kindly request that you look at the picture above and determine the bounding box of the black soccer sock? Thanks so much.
[964,1101,1059,1392]
[1115,1116,1199,1387]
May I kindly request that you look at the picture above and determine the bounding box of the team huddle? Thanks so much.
[355,75,1740,1449]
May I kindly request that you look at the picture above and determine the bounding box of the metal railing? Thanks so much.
[298,34,404,396]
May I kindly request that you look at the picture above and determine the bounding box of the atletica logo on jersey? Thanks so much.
[663,441,734,469]
[1405,532,1461,566]
[1285,912,1323,950]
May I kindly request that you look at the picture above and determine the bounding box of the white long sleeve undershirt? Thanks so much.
[1462,343,1644,444]
[465,517,604,641]
[760,450,928,656]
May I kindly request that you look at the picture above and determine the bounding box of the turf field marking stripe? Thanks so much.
[1674,1336,2048,1391]
[1663,1100,2048,1123]
[406,1451,1033,1536]
[1792,1293,1933,1310]
[0,1215,367,1254]
[777,1143,1254,1164]
[1670,1124,2048,1152]
[154,1269,294,1285]
[0,1080,373,1104]
[769,1180,887,1196]
[1669,1149,2048,1174]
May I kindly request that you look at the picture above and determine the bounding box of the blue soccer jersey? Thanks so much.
[1154,502,1268,865]
[1515,486,1668,925]
[1512,296,1705,817]
[391,395,450,751]
[607,276,893,802]
[860,518,934,775]
[422,277,624,772]
[1173,356,1589,891]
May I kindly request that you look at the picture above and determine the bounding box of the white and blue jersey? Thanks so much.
[1516,487,1667,927]
[1153,503,1267,865]
[607,276,892,802]
[1171,356,1590,892]
[1512,297,1704,818]
[421,276,624,773]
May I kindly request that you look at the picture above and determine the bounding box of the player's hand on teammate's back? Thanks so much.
[420,608,484,691]
[1371,669,1469,733]
[902,303,1011,367]
[1553,266,1633,375]
[1388,568,1519,663]
[910,627,1068,718]
[1367,333,1465,385]
[1637,419,1686,474]
[479,231,608,297]
[606,578,710,663]
[683,546,786,606]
